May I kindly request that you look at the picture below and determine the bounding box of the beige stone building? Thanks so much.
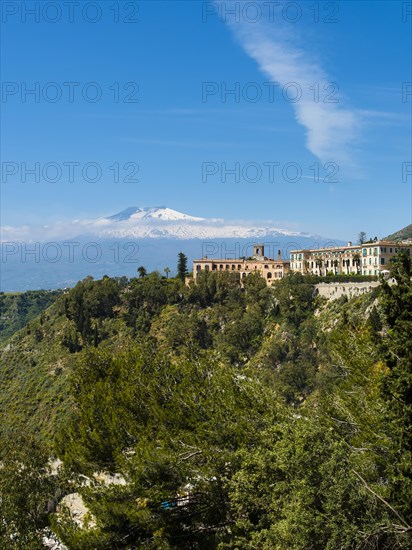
[290,241,412,276]
[193,244,290,285]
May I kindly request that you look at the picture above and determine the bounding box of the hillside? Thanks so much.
[0,272,374,445]
[0,260,411,548]
[0,290,62,343]
[386,223,412,241]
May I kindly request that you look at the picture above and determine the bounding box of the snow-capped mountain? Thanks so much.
[0,206,324,242]
[106,206,205,223]
[0,206,336,243]
[92,206,316,240]
[1,206,345,291]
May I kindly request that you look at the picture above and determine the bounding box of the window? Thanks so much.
[196,265,201,271]
[219,264,223,270]
[389,248,393,253]
[381,258,385,265]
[232,265,235,270]
[291,254,294,260]
[374,258,377,265]
[267,272,272,279]
[369,258,372,265]
[264,264,268,269]
[362,248,367,256]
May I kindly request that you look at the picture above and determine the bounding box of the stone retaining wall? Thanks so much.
[315,281,381,300]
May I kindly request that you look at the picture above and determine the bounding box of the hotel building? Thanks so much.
[290,241,412,276]
[193,244,290,285]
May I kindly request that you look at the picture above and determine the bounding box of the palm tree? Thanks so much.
[353,253,361,274]
[316,259,323,276]
[137,266,147,278]
[164,267,170,279]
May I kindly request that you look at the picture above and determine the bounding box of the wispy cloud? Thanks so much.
[218,1,360,167]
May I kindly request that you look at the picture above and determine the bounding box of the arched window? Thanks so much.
[267,272,272,279]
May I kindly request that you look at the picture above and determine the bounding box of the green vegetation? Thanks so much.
[0,289,62,343]
[177,251,188,281]
[386,223,412,242]
[0,253,411,548]
[358,230,367,244]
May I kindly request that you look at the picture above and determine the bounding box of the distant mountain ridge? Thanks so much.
[386,224,412,242]
[1,206,329,242]
[94,206,320,240]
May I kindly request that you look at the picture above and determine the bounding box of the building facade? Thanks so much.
[290,241,412,276]
[193,244,290,285]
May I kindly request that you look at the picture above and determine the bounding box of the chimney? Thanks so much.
[348,241,352,246]
[277,249,282,260]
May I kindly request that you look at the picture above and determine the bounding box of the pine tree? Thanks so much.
[177,252,188,281]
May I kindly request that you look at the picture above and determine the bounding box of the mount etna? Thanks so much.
[1,207,344,291]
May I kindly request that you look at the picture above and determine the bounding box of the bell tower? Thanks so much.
[253,244,265,259]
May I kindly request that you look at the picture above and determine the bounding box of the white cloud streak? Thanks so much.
[218,1,360,167]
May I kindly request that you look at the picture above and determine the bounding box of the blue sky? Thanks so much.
[1,0,411,241]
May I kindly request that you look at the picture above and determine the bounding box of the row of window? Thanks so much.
[291,247,400,262]
[196,264,283,271]
[195,263,284,271]
[363,258,385,266]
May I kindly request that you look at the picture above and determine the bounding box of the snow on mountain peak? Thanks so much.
[0,206,327,243]
[88,206,316,240]
[106,206,205,223]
